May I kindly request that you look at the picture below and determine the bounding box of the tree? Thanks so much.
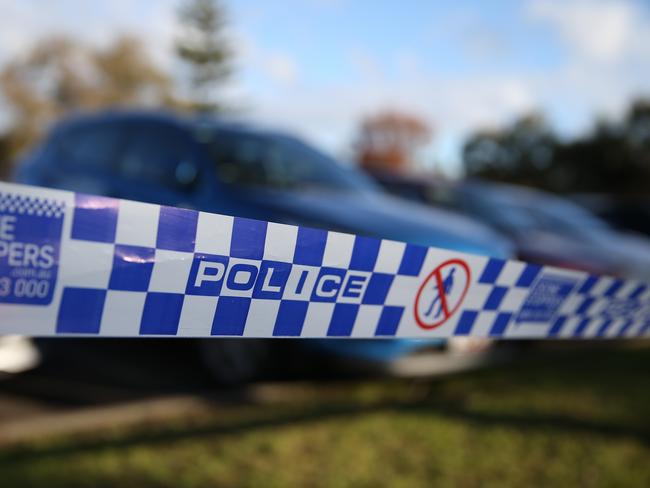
[175,0,231,111]
[462,100,650,196]
[463,114,556,189]
[0,35,174,172]
[554,101,650,194]
[93,36,173,107]
[354,110,432,173]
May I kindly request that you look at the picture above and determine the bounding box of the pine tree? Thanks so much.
[176,0,231,111]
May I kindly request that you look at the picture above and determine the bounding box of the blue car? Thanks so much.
[14,110,512,383]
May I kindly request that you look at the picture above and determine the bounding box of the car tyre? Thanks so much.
[198,339,271,386]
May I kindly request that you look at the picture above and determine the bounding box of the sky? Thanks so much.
[1,0,650,175]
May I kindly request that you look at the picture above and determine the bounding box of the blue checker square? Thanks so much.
[548,316,567,337]
[71,194,119,243]
[454,310,478,335]
[483,286,508,311]
[57,287,106,334]
[293,227,327,266]
[327,303,359,337]
[630,284,647,300]
[186,253,229,296]
[578,276,598,294]
[156,206,198,252]
[375,306,404,336]
[576,296,595,314]
[489,312,513,337]
[273,300,309,336]
[253,261,292,299]
[596,319,613,336]
[230,217,267,260]
[211,296,251,336]
[617,319,634,337]
[140,292,184,335]
[109,245,155,291]
[515,264,541,287]
[478,258,506,284]
[397,244,427,276]
[226,263,259,291]
[573,317,591,337]
[362,273,394,305]
[349,235,381,271]
[310,267,347,302]
[604,280,623,297]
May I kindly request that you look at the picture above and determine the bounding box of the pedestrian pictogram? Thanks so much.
[414,258,471,329]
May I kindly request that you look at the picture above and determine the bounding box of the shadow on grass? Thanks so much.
[0,343,648,465]
[0,399,648,466]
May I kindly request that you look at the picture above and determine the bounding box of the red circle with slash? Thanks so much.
[414,258,471,330]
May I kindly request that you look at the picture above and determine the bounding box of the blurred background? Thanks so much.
[0,1,649,486]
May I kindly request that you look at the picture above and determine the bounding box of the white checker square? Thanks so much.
[558,293,583,315]
[469,311,497,337]
[243,299,280,337]
[559,316,581,338]
[583,318,604,338]
[100,291,146,336]
[605,319,626,338]
[586,298,608,318]
[622,320,641,338]
[59,239,114,288]
[374,239,405,274]
[637,288,650,302]
[283,265,319,300]
[115,199,159,247]
[617,281,639,299]
[351,305,382,337]
[384,274,420,306]
[419,248,459,278]
[462,283,492,309]
[496,261,526,287]
[176,295,218,336]
[591,277,614,296]
[322,231,355,268]
[300,302,335,337]
[263,222,298,262]
[195,212,233,255]
[148,250,194,293]
[506,322,550,339]
[338,271,371,304]
[499,287,528,313]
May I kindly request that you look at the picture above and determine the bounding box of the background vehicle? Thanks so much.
[14,110,513,383]
[372,172,650,280]
[571,193,650,237]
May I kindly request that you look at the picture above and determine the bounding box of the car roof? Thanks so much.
[53,109,291,140]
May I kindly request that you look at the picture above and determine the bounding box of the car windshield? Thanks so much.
[477,187,611,240]
[206,129,377,192]
[523,198,611,239]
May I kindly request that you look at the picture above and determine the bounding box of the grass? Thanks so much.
[1,342,649,487]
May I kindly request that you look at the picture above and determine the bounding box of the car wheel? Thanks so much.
[198,339,271,386]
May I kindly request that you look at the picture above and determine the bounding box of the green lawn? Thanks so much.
[1,343,649,487]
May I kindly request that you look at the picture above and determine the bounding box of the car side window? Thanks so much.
[57,122,124,171]
[210,132,272,186]
[118,124,199,192]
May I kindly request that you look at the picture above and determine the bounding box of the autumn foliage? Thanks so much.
[355,111,432,173]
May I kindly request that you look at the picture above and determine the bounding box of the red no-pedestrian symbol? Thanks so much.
[414,258,471,330]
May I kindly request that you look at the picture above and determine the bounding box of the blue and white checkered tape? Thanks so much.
[1,182,649,339]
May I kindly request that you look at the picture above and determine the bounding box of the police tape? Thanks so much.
[0,181,648,340]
